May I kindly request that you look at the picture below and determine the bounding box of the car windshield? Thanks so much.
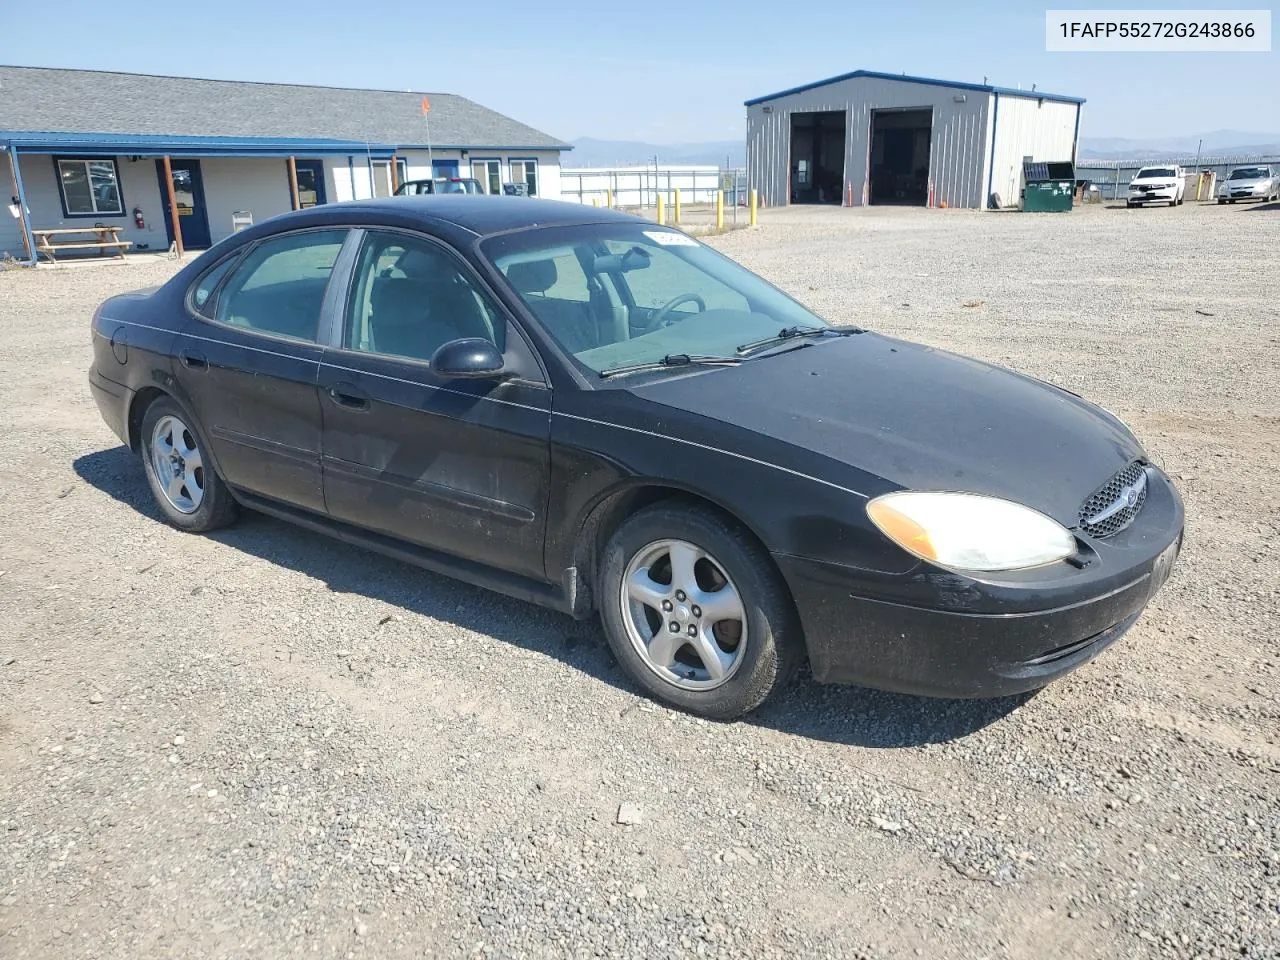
[1229,167,1268,180]
[1137,168,1177,179]
[483,223,831,375]
[436,179,482,194]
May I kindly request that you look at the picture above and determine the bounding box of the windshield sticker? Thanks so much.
[643,230,698,247]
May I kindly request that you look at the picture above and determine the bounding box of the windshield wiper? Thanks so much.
[598,353,743,379]
[736,325,859,356]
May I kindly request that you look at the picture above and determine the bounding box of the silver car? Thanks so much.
[1217,165,1279,203]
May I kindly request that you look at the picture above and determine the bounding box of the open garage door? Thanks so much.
[789,111,845,204]
[870,108,932,205]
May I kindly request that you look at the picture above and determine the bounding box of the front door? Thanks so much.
[156,159,212,249]
[431,160,459,180]
[293,160,327,208]
[318,228,552,580]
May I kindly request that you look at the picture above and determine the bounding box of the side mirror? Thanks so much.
[431,338,507,379]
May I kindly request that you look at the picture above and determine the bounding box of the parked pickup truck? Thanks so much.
[1126,166,1185,207]
[394,177,484,196]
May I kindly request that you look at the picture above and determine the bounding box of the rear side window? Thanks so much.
[213,230,347,342]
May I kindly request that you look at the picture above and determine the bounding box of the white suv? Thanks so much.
[1127,166,1186,207]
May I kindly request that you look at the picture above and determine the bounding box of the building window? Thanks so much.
[472,159,502,195]
[510,159,538,196]
[55,158,124,216]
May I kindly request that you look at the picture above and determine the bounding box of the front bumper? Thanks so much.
[775,467,1185,698]
[1129,191,1176,202]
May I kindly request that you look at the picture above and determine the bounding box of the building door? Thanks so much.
[155,159,212,249]
[869,109,933,206]
[432,159,459,179]
[293,160,327,207]
[788,112,845,205]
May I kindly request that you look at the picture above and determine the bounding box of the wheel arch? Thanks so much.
[125,385,230,483]
[127,386,169,451]
[567,479,787,616]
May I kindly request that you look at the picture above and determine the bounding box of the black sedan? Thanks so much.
[89,197,1184,719]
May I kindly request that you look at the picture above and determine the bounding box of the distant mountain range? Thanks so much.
[1078,130,1280,160]
[566,132,1279,168]
[568,138,744,168]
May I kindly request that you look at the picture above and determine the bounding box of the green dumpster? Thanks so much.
[1021,161,1075,212]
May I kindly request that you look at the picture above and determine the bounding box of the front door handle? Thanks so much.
[326,383,370,410]
[179,350,208,370]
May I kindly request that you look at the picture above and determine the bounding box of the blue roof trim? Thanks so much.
[0,131,396,158]
[745,70,1085,106]
[391,143,574,152]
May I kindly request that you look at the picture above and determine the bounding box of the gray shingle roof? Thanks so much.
[0,65,569,150]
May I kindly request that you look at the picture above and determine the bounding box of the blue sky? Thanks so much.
[7,0,1275,143]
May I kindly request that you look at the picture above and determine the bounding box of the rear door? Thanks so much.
[173,228,350,512]
[317,228,552,580]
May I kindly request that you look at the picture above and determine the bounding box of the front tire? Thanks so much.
[140,395,237,533]
[598,503,801,720]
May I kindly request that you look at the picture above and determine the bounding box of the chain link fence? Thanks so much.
[1078,153,1280,200]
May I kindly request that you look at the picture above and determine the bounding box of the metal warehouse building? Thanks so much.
[745,70,1084,209]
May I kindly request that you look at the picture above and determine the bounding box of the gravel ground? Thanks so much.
[1,201,1277,959]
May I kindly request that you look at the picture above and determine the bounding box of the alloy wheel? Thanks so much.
[150,414,205,514]
[620,538,748,691]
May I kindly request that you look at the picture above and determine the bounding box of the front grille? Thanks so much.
[1078,462,1148,539]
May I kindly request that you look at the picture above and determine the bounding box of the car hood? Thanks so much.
[1226,178,1267,188]
[630,333,1144,525]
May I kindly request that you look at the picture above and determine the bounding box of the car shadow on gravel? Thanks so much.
[75,445,1030,748]
[750,679,1033,747]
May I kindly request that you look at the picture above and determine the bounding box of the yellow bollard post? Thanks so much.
[749,189,758,227]
[656,194,665,225]
[606,188,613,209]
[715,190,724,231]
[674,188,682,225]
[592,197,599,207]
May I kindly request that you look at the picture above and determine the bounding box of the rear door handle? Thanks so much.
[179,350,208,370]
[326,383,370,410]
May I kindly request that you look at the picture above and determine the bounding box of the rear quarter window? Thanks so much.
[190,255,239,316]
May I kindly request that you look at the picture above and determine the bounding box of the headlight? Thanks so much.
[867,492,1077,572]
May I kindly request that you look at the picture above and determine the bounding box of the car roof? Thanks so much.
[318,196,643,236]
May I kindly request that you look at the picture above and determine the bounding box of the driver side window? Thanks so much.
[606,240,749,314]
[344,231,504,364]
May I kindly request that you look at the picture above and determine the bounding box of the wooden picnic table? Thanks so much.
[33,225,132,264]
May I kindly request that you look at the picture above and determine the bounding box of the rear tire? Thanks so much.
[598,502,802,720]
[140,395,237,533]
